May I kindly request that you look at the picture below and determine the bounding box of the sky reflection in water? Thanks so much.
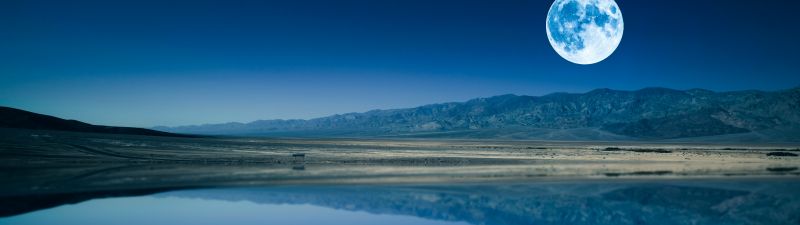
[2,180,799,225]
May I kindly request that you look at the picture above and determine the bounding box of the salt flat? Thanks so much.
[1,128,800,218]
[2,128,799,191]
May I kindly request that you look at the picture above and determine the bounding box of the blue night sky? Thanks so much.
[2,0,799,127]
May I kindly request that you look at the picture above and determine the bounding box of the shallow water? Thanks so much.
[2,179,799,225]
[2,131,800,224]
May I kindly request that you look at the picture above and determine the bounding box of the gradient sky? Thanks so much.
[2,0,799,127]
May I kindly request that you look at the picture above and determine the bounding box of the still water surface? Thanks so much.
[2,179,799,225]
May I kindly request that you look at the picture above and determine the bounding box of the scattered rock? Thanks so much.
[766,152,798,157]
[630,170,673,175]
[604,170,673,177]
[630,149,672,153]
[601,147,671,153]
[766,167,798,172]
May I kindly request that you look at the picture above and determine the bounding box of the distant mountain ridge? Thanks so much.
[0,106,193,137]
[156,87,800,141]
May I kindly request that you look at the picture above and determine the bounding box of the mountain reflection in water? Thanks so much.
[2,180,799,225]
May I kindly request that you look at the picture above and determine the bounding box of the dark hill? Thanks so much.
[0,106,193,137]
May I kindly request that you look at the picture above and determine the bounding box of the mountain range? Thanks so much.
[155,87,800,141]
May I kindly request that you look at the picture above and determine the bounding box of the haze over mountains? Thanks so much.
[156,87,800,141]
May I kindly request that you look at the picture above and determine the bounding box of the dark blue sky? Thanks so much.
[2,0,799,127]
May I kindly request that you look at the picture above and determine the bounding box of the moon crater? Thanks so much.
[546,0,624,65]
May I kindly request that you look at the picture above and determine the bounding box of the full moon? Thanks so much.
[546,0,623,65]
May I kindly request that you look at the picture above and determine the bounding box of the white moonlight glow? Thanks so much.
[546,0,624,65]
